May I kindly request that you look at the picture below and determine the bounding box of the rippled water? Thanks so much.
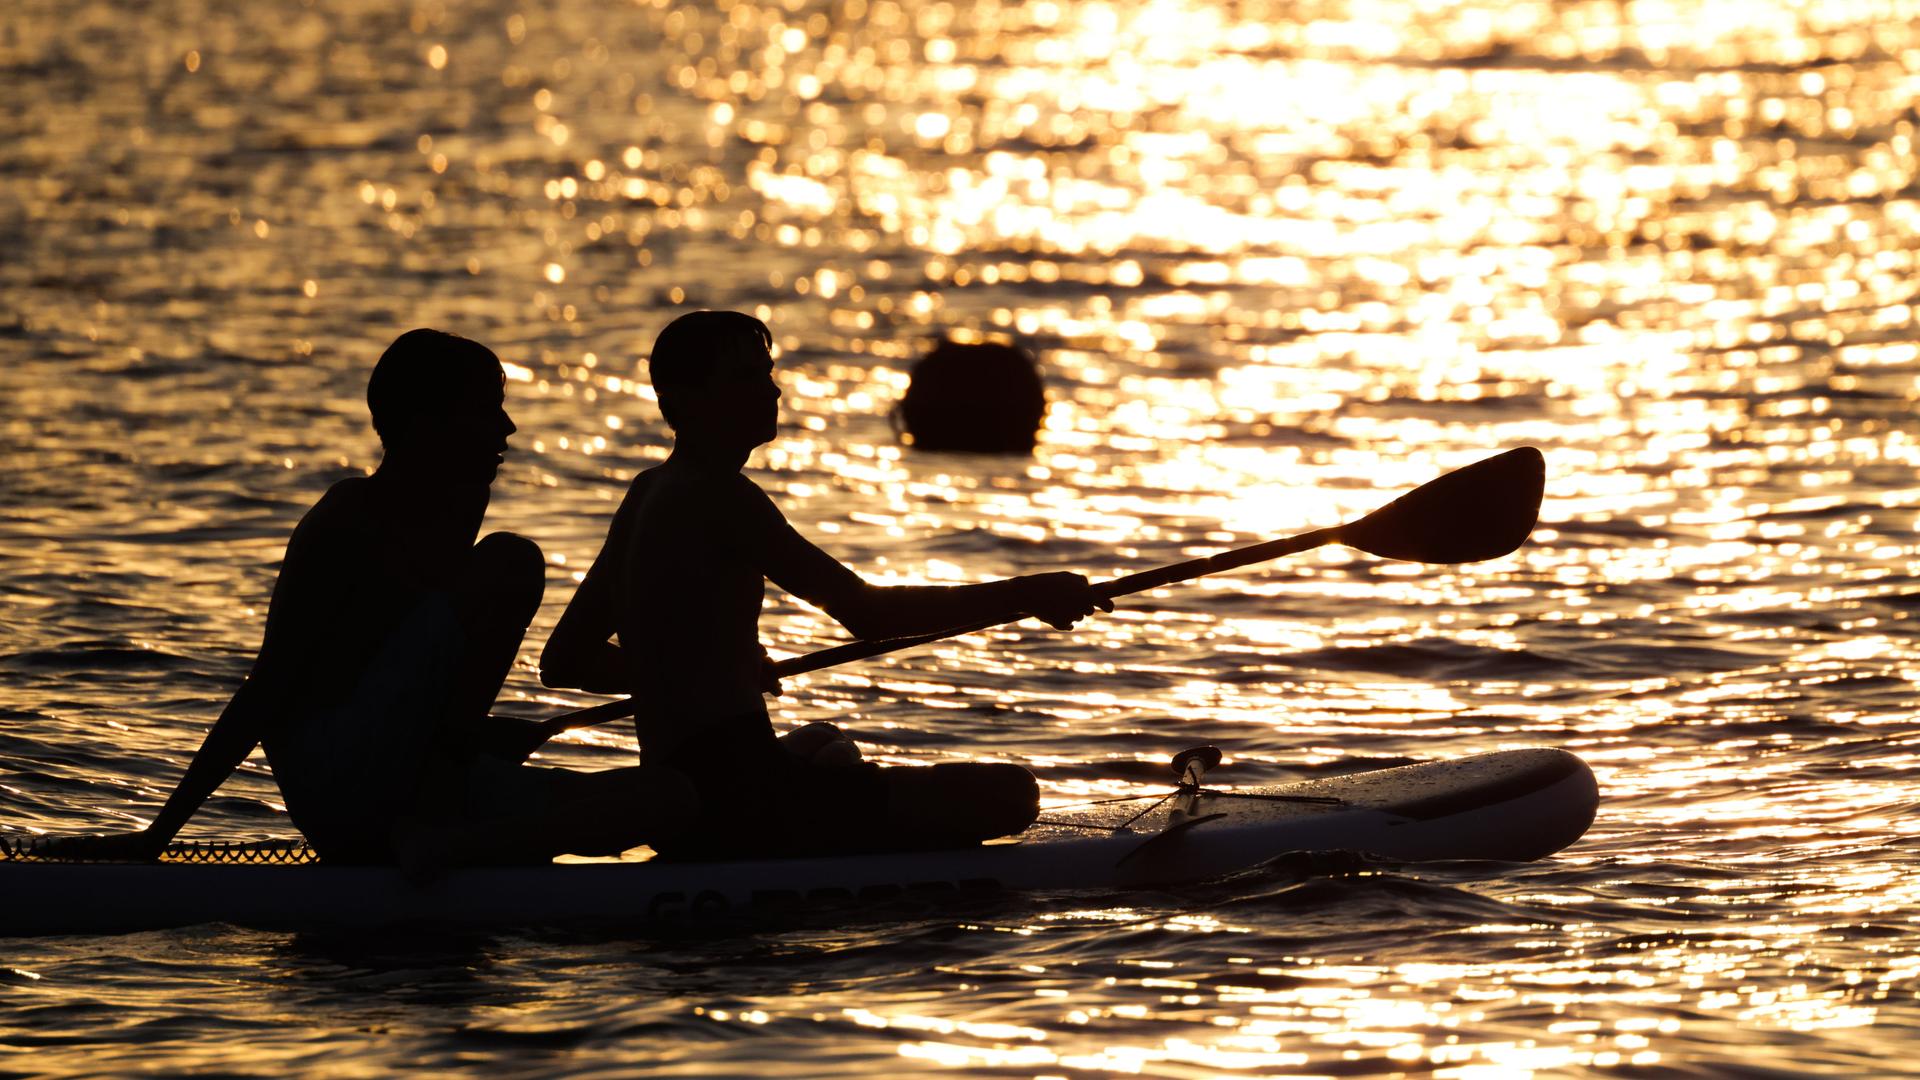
[7,0,1920,1073]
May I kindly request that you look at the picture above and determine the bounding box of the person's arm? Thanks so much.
[39,491,349,859]
[541,491,636,694]
[540,559,628,693]
[30,677,276,861]
[820,572,1109,641]
[147,679,276,852]
[737,480,1109,641]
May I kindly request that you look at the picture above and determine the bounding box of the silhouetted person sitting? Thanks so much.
[540,311,1108,859]
[895,338,1047,454]
[43,330,694,869]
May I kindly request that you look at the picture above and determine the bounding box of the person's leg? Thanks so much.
[286,542,550,866]
[431,531,555,763]
[442,531,543,726]
[645,716,800,860]
[393,763,698,875]
[536,765,699,857]
[875,763,1039,848]
[770,758,1037,855]
[277,591,479,863]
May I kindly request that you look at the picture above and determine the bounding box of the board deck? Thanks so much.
[0,748,1597,935]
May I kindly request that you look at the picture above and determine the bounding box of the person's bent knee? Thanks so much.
[473,531,543,576]
[466,532,544,622]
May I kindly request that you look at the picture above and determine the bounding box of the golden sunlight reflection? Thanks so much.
[822,942,1720,1074]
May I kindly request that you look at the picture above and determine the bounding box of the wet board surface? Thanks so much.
[0,748,1597,935]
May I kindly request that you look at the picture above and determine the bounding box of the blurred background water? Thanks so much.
[6,0,1920,1074]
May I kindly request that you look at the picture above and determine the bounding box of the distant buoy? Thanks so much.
[895,339,1046,454]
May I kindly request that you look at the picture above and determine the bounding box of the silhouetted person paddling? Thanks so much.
[44,330,694,869]
[540,311,1109,859]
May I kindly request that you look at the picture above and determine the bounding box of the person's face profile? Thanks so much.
[419,371,514,485]
[686,334,780,447]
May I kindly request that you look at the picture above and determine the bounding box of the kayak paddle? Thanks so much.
[535,445,1545,737]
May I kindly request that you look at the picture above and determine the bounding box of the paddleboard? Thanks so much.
[0,747,1596,935]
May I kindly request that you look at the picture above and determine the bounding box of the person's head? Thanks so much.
[896,338,1046,454]
[367,328,514,483]
[648,310,780,449]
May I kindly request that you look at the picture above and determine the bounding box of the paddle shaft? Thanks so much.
[535,526,1341,736]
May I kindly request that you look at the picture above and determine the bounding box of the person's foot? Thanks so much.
[780,721,864,767]
[810,739,864,768]
[879,763,1039,848]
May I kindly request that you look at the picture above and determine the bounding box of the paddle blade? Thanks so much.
[1339,446,1545,563]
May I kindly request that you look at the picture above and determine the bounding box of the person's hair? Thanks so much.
[366,328,502,448]
[647,310,774,429]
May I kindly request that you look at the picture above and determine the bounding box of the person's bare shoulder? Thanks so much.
[610,464,666,532]
[710,470,786,525]
[700,473,800,555]
[623,463,666,505]
[277,477,382,569]
[739,470,792,511]
[631,460,750,514]
[626,463,663,491]
[294,476,374,533]
[316,474,373,509]
[626,465,783,547]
